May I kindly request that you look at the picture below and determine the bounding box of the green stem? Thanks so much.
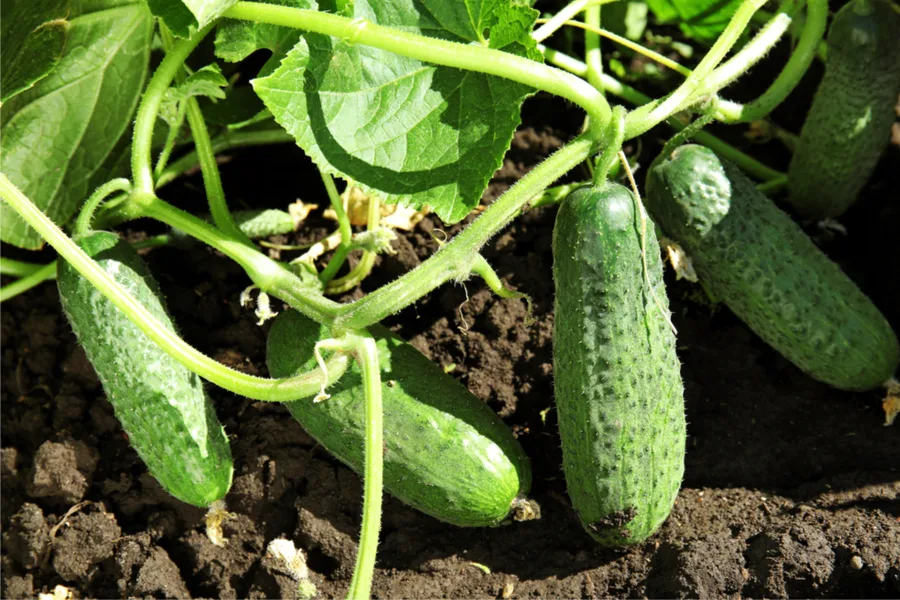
[533,0,603,43]
[132,23,214,193]
[141,196,342,324]
[155,129,295,188]
[702,5,794,100]
[0,258,50,278]
[541,46,785,181]
[332,135,595,331]
[326,194,380,295]
[345,332,383,600]
[0,173,349,400]
[583,4,603,92]
[470,255,533,320]
[223,1,611,135]
[753,4,827,61]
[720,0,827,123]
[154,101,188,178]
[593,106,626,185]
[527,181,589,210]
[319,173,353,284]
[130,234,173,250]
[0,262,57,303]
[184,96,253,244]
[319,245,352,284]
[623,0,767,138]
[74,178,132,236]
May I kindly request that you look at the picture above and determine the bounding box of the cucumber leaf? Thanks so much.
[146,0,238,38]
[0,0,70,102]
[645,0,743,43]
[159,64,229,128]
[252,0,541,224]
[0,0,153,249]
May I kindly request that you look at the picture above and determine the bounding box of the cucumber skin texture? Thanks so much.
[57,232,233,507]
[646,145,899,391]
[266,310,532,527]
[787,0,900,218]
[552,183,685,546]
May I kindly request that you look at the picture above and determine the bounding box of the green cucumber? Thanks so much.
[266,310,534,527]
[57,231,233,507]
[646,144,899,390]
[787,0,900,218]
[552,182,685,546]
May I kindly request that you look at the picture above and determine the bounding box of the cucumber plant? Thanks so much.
[1,0,895,597]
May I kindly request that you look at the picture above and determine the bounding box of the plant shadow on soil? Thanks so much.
[2,83,900,599]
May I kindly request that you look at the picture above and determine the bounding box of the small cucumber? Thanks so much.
[57,231,233,507]
[646,144,899,391]
[266,310,534,527]
[787,0,900,218]
[232,209,296,239]
[552,183,685,546]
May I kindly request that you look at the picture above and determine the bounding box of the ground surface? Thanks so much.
[2,58,900,600]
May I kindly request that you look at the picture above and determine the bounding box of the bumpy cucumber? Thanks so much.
[57,231,233,507]
[552,183,685,546]
[647,144,899,390]
[266,310,534,527]
[787,0,900,218]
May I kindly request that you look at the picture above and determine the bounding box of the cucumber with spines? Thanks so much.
[553,182,685,546]
[57,231,233,507]
[787,0,900,218]
[266,310,535,527]
[647,144,899,391]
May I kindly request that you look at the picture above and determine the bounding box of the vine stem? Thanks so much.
[532,0,608,43]
[74,178,132,236]
[623,0,768,139]
[131,23,214,193]
[223,1,611,134]
[719,0,827,122]
[540,46,785,182]
[0,173,349,401]
[0,262,57,303]
[344,332,384,600]
[319,173,353,285]
[332,134,595,331]
[583,4,604,92]
[0,258,47,278]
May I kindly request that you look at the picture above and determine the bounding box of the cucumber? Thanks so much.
[233,209,296,239]
[787,0,900,218]
[57,231,233,507]
[552,182,685,546]
[646,144,899,391]
[266,310,534,527]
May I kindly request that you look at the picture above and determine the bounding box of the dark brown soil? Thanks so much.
[3,87,900,599]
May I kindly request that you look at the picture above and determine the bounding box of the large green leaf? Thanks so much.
[252,0,540,224]
[146,0,238,38]
[0,0,70,102]
[0,1,153,249]
[646,0,743,43]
